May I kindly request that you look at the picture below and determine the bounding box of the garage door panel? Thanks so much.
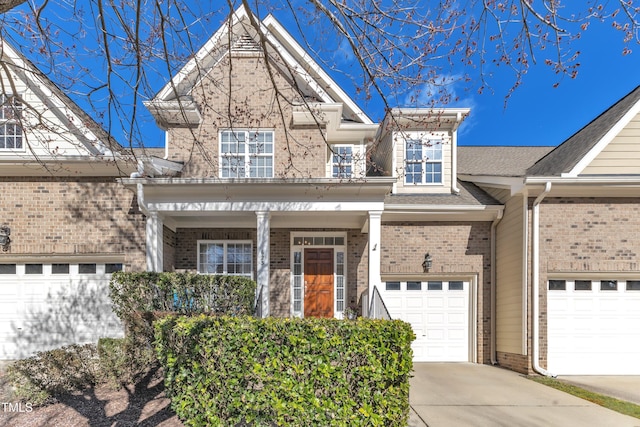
[380,280,470,363]
[0,263,124,359]
[548,279,640,375]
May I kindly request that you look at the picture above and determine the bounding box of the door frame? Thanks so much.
[290,232,348,318]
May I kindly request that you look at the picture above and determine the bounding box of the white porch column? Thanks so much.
[146,212,164,272]
[368,210,383,310]
[256,211,271,317]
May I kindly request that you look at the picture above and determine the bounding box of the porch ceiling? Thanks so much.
[162,210,369,230]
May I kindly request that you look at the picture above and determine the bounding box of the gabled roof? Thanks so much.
[148,4,372,125]
[458,146,554,177]
[527,85,640,177]
[0,38,122,156]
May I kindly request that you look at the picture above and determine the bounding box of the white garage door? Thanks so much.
[380,280,470,362]
[548,279,640,375]
[0,262,125,360]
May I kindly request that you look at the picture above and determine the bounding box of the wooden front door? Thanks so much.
[304,248,334,318]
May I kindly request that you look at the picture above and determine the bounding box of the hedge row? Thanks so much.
[155,315,415,426]
[109,272,257,344]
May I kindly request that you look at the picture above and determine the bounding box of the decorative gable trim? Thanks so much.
[563,97,640,178]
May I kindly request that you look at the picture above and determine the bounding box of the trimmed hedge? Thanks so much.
[109,271,257,343]
[155,315,415,426]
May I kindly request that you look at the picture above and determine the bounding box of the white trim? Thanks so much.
[196,239,254,278]
[564,98,640,177]
[218,129,275,178]
[290,231,348,318]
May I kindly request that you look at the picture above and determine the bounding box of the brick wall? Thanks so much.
[173,227,370,318]
[381,221,492,363]
[0,177,145,270]
[535,197,640,369]
[167,52,328,179]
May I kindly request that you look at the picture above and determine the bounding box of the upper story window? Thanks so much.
[220,130,273,178]
[0,95,23,150]
[331,145,354,178]
[405,138,442,184]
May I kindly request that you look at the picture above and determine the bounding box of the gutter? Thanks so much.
[490,209,504,365]
[532,181,554,377]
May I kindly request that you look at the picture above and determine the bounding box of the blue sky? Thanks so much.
[3,2,639,149]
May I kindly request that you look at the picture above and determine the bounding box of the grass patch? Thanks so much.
[530,376,640,420]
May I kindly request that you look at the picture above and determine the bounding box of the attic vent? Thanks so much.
[232,33,261,52]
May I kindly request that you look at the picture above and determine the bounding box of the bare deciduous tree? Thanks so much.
[0,0,638,174]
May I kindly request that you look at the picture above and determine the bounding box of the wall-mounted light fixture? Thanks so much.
[422,253,432,272]
[0,225,10,251]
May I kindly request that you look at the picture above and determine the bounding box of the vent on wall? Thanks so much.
[231,33,262,52]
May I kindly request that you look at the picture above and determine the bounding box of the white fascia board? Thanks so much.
[525,176,640,185]
[156,6,250,101]
[385,108,471,130]
[1,40,110,156]
[146,200,385,213]
[263,14,373,125]
[292,103,379,142]
[564,98,640,178]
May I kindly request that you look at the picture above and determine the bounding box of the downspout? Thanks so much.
[451,112,462,195]
[164,130,169,160]
[490,208,504,365]
[532,181,554,377]
[136,182,149,216]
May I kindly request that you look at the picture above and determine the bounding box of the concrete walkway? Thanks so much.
[408,363,640,427]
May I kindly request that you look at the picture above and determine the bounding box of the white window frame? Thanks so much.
[219,130,274,178]
[331,145,354,178]
[197,240,253,278]
[0,94,23,151]
[404,135,443,185]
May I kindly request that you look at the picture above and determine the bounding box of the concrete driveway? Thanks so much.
[408,363,640,427]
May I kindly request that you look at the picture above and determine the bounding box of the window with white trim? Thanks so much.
[220,130,273,178]
[198,240,253,278]
[0,95,23,150]
[331,145,354,178]
[405,138,442,184]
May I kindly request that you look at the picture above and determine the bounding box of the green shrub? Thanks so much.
[6,344,100,406]
[108,272,256,379]
[96,337,156,387]
[155,315,415,426]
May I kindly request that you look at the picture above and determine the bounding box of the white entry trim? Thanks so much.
[290,232,348,319]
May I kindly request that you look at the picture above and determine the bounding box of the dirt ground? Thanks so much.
[0,364,184,427]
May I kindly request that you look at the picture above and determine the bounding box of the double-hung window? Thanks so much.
[220,130,273,178]
[198,240,253,278]
[0,95,23,150]
[331,145,354,178]
[405,138,443,184]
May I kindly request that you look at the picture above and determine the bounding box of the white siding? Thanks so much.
[582,112,640,175]
[495,194,526,355]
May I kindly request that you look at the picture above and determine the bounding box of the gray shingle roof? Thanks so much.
[386,180,501,206]
[527,85,640,176]
[458,146,554,177]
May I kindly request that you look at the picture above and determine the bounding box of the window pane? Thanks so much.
[385,281,401,291]
[574,280,591,291]
[0,264,16,274]
[52,263,69,274]
[407,281,421,291]
[201,243,224,274]
[105,263,123,273]
[25,264,43,274]
[427,281,443,291]
[449,281,464,291]
[79,263,97,274]
[626,281,640,291]
[548,280,566,291]
[600,280,617,291]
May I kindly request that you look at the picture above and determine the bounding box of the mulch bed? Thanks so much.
[0,366,184,427]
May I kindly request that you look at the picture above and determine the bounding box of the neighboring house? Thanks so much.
[1,5,638,376]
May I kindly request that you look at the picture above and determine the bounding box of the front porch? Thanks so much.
[121,177,395,318]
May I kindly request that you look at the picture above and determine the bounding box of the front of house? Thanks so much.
[1,6,639,375]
